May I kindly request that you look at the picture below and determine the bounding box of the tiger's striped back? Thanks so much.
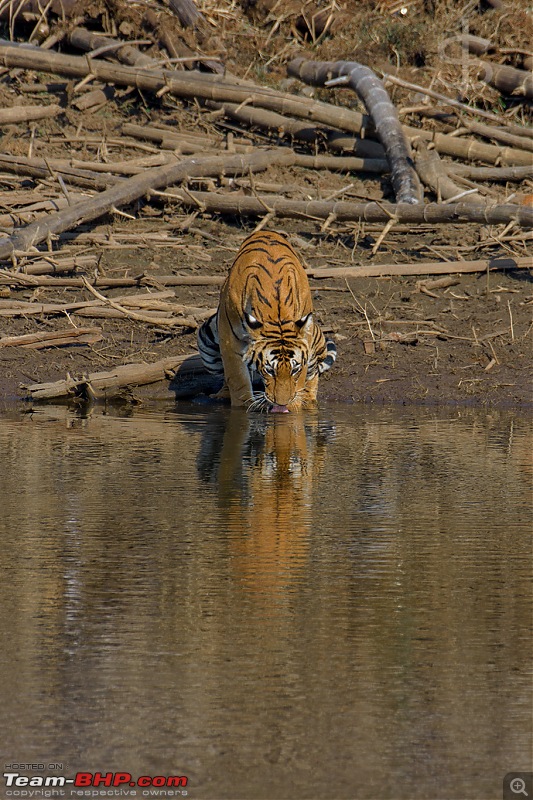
[197,231,336,411]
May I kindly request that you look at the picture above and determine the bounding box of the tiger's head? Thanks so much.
[243,309,316,413]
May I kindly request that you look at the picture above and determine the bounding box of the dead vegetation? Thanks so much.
[0,0,531,405]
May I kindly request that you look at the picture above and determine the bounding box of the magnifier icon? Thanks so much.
[511,778,528,796]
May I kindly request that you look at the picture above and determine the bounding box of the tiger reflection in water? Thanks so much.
[197,410,334,604]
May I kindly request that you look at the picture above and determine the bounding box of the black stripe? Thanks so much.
[240,236,296,255]
[197,315,224,374]
[239,244,296,267]
[255,288,273,308]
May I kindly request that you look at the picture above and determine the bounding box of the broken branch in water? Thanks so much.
[288,57,422,204]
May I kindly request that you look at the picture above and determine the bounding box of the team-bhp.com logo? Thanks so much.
[3,770,188,797]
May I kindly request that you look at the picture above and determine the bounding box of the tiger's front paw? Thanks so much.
[211,383,231,401]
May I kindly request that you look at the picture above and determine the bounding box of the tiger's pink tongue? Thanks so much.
[270,404,289,413]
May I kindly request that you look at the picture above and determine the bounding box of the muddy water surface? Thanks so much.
[0,404,531,800]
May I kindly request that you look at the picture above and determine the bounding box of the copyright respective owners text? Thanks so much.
[503,773,533,800]
[2,765,189,798]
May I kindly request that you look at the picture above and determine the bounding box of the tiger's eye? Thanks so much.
[295,313,311,328]
[245,312,262,330]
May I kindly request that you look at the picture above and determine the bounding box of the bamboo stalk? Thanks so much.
[15,254,97,275]
[382,70,533,138]
[475,60,533,100]
[204,99,386,158]
[0,41,529,170]
[68,26,158,68]
[0,326,102,348]
[448,164,533,182]
[464,120,533,153]
[415,144,483,203]
[130,187,533,227]
[71,308,196,325]
[410,130,532,167]
[307,256,532,279]
[0,153,120,190]
[123,124,389,171]
[0,288,214,324]
[143,7,223,74]
[78,278,204,327]
[0,103,62,124]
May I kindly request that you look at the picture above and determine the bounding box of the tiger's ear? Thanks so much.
[295,313,312,329]
[245,311,262,330]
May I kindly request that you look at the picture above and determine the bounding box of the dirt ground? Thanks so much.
[0,0,532,410]
[1,215,532,409]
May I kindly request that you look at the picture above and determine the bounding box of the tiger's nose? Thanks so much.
[272,386,293,406]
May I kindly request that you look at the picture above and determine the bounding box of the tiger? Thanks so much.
[197,231,337,412]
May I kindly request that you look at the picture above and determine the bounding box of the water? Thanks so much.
[0,403,531,800]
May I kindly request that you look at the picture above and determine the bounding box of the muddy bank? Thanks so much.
[1,221,531,410]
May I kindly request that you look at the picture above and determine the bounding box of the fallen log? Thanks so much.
[0,103,62,124]
[68,27,158,68]
[143,188,533,227]
[0,150,296,261]
[22,354,194,400]
[448,164,533,182]
[0,327,102,349]
[463,120,533,153]
[307,255,532,279]
[475,60,533,100]
[0,272,226,287]
[415,144,483,203]
[288,57,422,204]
